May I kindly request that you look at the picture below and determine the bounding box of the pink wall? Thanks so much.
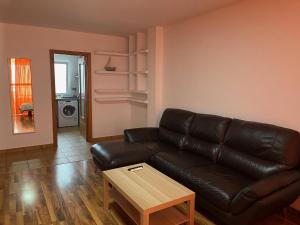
[147,27,164,126]
[0,23,128,150]
[163,0,300,131]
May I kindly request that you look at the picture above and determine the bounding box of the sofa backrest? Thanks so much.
[159,108,195,148]
[218,119,300,179]
[183,114,231,161]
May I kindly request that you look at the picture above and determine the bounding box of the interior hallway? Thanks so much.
[1,127,91,173]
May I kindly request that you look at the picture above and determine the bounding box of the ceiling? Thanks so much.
[0,0,242,36]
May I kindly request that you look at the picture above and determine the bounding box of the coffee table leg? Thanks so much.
[187,198,195,225]
[103,177,109,211]
[140,212,149,225]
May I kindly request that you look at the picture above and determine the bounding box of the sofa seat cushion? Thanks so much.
[182,165,254,212]
[145,141,180,154]
[230,170,300,215]
[91,141,152,170]
[150,151,213,181]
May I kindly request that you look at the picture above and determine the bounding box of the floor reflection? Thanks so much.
[13,114,35,134]
[55,163,77,188]
[2,127,92,173]
[22,188,36,205]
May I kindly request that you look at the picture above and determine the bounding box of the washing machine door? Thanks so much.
[60,103,76,118]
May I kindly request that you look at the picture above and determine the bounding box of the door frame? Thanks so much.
[49,49,92,146]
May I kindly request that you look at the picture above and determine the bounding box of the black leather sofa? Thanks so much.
[91,108,300,225]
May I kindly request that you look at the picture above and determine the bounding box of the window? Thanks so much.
[54,63,67,94]
[79,64,85,96]
[9,58,35,134]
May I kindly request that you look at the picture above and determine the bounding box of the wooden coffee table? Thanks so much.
[103,163,195,225]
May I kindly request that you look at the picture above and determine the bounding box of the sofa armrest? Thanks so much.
[124,128,159,143]
[231,170,300,214]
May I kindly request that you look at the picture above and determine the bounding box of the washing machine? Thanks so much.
[57,99,79,127]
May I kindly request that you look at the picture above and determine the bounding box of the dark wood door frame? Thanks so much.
[49,49,92,146]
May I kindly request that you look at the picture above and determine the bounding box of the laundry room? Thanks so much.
[53,53,87,133]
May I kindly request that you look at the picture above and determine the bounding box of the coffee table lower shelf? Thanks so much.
[110,189,189,225]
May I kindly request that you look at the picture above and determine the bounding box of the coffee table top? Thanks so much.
[103,163,195,213]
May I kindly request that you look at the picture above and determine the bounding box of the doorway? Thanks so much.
[49,50,92,146]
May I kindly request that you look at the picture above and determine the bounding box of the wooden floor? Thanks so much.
[0,127,298,225]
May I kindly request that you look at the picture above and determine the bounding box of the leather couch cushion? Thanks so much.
[219,119,300,179]
[183,114,231,161]
[159,127,185,148]
[224,119,300,167]
[160,108,195,134]
[124,128,159,142]
[150,151,213,181]
[189,114,231,143]
[182,165,254,212]
[218,147,288,179]
[183,136,220,161]
[91,142,152,170]
[159,109,195,147]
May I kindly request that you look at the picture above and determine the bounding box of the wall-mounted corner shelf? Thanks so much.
[139,49,149,54]
[94,50,129,57]
[129,49,149,56]
[94,97,129,103]
[94,97,148,104]
[137,71,149,75]
[130,71,149,75]
[94,89,129,94]
[94,70,130,75]
[130,98,148,104]
[94,89,147,96]
[130,52,137,56]
[130,90,148,95]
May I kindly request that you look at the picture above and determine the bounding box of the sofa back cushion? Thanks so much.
[218,119,300,179]
[159,108,195,148]
[183,114,231,161]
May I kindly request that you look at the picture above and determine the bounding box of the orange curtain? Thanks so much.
[10,59,33,115]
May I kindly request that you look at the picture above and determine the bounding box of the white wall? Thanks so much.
[0,23,128,150]
[163,0,300,131]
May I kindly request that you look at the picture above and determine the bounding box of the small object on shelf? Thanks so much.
[104,57,116,71]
